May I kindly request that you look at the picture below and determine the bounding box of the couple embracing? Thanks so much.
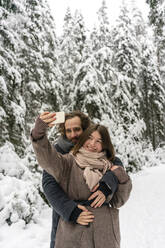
[31,110,132,248]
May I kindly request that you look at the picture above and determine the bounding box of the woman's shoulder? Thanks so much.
[62,152,76,165]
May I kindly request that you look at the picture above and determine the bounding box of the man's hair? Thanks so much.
[58,111,91,137]
[72,124,115,161]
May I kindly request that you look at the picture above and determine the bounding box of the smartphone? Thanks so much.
[52,112,65,124]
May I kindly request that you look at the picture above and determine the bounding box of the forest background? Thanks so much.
[0,0,165,226]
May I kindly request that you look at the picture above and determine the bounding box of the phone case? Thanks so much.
[52,112,65,124]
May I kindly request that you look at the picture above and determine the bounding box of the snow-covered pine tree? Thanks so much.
[146,0,164,36]
[108,3,148,172]
[0,0,62,154]
[90,25,101,53]
[140,41,165,149]
[57,8,74,107]
[0,1,26,155]
[90,0,111,51]
[146,0,165,82]
[0,0,63,224]
[71,53,113,123]
[58,9,89,108]
[130,2,147,41]
[110,3,141,130]
[16,0,62,134]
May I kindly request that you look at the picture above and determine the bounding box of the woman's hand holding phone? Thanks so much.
[40,111,65,127]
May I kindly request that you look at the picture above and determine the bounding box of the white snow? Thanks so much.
[0,143,45,227]
[0,158,165,247]
[0,207,51,248]
[120,163,165,248]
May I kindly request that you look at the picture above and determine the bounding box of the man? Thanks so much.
[42,111,123,248]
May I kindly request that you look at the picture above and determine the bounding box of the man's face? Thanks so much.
[65,116,83,144]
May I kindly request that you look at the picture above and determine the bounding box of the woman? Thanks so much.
[31,113,132,248]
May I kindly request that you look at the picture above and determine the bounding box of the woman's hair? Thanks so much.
[72,124,115,161]
[58,111,91,137]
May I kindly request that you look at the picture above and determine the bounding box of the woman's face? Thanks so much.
[83,131,103,153]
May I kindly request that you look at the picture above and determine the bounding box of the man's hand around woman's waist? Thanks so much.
[76,205,94,226]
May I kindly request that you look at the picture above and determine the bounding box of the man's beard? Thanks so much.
[71,137,79,144]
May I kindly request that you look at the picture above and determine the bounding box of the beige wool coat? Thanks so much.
[31,119,132,248]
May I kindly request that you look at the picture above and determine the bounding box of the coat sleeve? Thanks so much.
[109,174,132,209]
[31,117,74,184]
[42,170,77,221]
[112,156,123,166]
[32,117,77,222]
[99,156,123,194]
[100,171,118,194]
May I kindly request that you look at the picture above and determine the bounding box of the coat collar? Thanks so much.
[56,136,74,153]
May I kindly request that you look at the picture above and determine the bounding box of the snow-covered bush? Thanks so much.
[0,142,45,226]
[101,118,164,173]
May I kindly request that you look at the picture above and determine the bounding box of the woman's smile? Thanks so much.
[83,131,103,153]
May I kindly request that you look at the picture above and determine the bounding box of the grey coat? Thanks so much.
[31,119,132,248]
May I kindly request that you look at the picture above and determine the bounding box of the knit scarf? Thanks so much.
[56,136,74,153]
[73,147,112,191]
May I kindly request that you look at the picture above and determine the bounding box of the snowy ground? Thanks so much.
[121,163,165,248]
[0,163,165,248]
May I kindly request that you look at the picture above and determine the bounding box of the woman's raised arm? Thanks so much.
[31,114,73,183]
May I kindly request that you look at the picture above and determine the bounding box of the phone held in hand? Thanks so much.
[52,112,65,124]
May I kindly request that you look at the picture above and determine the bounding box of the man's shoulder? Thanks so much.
[113,156,123,166]
[54,143,66,154]
[54,136,74,155]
